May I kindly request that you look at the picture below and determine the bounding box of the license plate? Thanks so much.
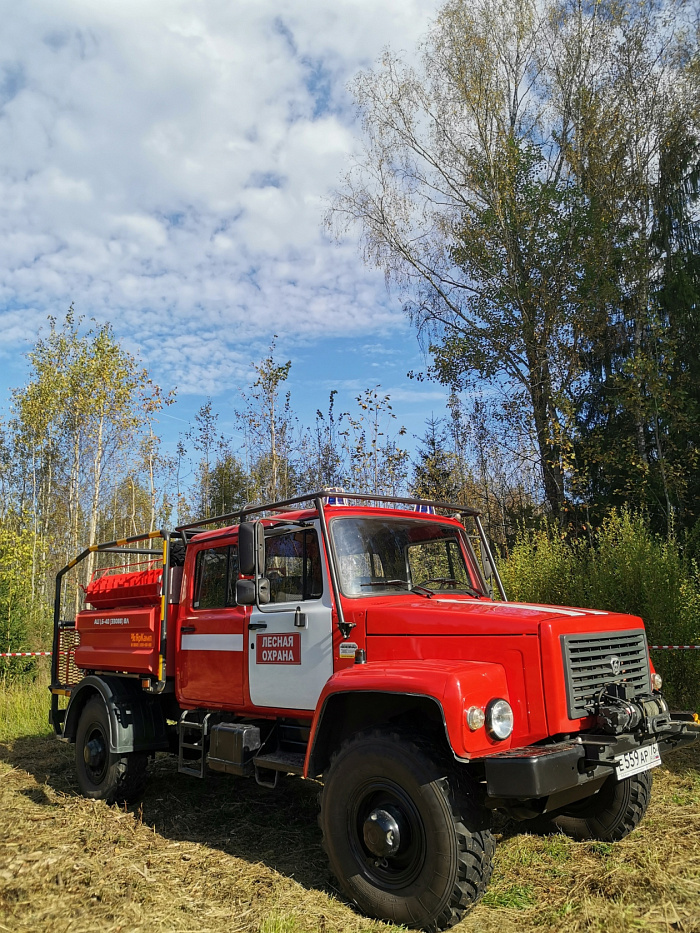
[615,742,661,780]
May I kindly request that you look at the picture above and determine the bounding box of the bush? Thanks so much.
[498,510,700,710]
[0,671,52,742]
[0,520,52,685]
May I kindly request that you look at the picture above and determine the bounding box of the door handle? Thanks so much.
[248,622,267,631]
[181,625,196,634]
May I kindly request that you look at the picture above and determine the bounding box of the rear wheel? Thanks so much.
[319,731,495,931]
[75,696,148,804]
[548,770,652,841]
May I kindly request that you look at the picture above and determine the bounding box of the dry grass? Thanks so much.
[0,682,698,933]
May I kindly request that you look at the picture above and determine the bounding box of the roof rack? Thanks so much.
[174,490,480,534]
[175,490,490,641]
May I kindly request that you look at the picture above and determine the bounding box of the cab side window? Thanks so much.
[193,546,238,609]
[265,530,323,604]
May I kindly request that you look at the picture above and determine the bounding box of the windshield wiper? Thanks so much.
[423,577,484,598]
[360,579,435,598]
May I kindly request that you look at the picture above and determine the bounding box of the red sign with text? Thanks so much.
[256,632,301,665]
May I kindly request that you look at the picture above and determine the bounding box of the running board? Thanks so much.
[254,750,305,775]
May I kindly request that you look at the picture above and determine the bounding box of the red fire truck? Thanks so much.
[49,491,698,930]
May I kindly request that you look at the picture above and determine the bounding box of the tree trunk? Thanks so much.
[85,412,106,587]
[524,336,565,521]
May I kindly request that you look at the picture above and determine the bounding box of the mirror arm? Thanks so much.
[474,515,507,601]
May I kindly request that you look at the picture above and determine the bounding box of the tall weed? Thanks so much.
[499,511,700,709]
[0,674,52,742]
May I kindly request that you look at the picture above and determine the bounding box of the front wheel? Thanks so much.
[75,696,148,804]
[548,770,653,841]
[319,731,495,931]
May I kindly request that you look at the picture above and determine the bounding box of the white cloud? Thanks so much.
[0,0,438,395]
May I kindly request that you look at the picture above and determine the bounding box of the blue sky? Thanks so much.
[0,0,452,458]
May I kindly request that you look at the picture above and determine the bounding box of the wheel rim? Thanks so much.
[348,778,427,889]
[83,723,109,784]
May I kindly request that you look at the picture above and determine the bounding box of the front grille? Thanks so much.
[561,629,651,719]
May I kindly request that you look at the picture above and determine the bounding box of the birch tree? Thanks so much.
[341,388,409,495]
[237,340,296,501]
[12,310,167,592]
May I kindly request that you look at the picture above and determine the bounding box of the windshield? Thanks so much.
[330,516,483,598]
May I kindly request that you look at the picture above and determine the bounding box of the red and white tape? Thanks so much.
[0,651,54,658]
[650,645,700,650]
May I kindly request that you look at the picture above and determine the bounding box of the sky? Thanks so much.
[0,0,451,457]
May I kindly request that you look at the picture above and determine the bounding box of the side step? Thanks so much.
[253,750,305,789]
[177,714,306,784]
[254,750,305,777]
[178,712,210,778]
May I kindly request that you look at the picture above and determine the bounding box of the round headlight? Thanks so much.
[486,699,514,740]
[651,672,663,691]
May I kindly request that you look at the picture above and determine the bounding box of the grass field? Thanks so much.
[1,680,699,933]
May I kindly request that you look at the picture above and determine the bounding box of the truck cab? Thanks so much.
[49,490,698,931]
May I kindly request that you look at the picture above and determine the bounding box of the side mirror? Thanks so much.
[239,521,265,576]
[236,577,270,606]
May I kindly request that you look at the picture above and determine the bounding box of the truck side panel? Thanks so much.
[75,606,161,676]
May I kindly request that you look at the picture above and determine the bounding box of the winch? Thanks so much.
[595,682,671,735]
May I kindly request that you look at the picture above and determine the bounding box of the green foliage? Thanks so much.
[183,401,249,519]
[236,338,297,503]
[575,108,700,532]
[411,416,462,502]
[0,674,52,741]
[300,391,345,491]
[329,0,700,528]
[1,310,171,678]
[499,510,700,708]
[340,387,408,495]
[207,452,249,517]
[0,517,51,684]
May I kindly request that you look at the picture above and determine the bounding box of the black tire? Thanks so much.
[75,696,148,804]
[549,770,652,841]
[319,731,495,931]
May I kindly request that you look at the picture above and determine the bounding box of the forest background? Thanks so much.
[1,0,699,708]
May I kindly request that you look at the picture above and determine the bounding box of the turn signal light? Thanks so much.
[465,706,485,731]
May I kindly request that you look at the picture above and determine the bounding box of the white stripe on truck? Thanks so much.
[181,634,244,652]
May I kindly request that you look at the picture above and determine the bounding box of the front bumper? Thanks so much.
[484,714,698,800]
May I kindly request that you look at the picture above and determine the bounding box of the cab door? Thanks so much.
[178,543,246,706]
[247,526,333,710]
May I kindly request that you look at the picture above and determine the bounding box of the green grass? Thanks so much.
[0,674,52,742]
[481,883,536,909]
[258,913,307,933]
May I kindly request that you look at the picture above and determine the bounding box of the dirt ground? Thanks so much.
[0,734,698,933]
